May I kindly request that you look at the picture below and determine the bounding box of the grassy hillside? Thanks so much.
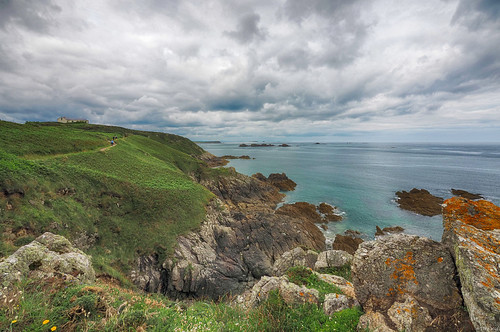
[0,120,213,281]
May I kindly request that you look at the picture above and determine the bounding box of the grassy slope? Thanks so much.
[0,120,213,279]
[0,120,363,331]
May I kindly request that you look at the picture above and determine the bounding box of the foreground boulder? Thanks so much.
[443,197,500,332]
[0,232,95,288]
[395,188,443,216]
[352,234,473,331]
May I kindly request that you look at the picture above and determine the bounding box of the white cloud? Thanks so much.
[0,0,499,142]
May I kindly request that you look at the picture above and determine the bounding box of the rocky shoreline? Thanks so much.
[3,153,498,331]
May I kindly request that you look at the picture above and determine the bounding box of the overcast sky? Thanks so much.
[1,0,499,142]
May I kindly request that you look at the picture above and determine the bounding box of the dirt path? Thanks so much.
[100,144,116,152]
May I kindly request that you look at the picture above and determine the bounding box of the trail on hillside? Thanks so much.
[25,137,126,160]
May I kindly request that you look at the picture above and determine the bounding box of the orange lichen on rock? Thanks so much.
[442,196,500,331]
[443,197,500,231]
[386,252,418,296]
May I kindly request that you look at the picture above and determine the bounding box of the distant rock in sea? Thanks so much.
[395,188,443,216]
[239,143,275,147]
[450,188,483,200]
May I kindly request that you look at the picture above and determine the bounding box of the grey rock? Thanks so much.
[314,249,353,271]
[0,232,95,288]
[323,293,359,315]
[352,234,462,315]
[387,295,432,332]
[357,312,395,332]
[236,276,319,309]
[272,247,318,276]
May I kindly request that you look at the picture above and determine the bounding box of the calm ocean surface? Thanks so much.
[199,143,500,242]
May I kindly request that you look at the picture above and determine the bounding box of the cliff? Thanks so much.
[131,169,326,299]
[442,197,500,332]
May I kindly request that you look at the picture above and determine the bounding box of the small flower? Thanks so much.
[42,319,50,325]
[11,319,17,324]
[51,326,57,331]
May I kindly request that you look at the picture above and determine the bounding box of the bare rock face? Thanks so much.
[276,202,322,223]
[395,188,444,216]
[132,171,326,300]
[386,295,432,332]
[198,152,229,167]
[352,234,471,331]
[236,276,319,309]
[324,293,359,315]
[252,172,297,191]
[276,202,342,223]
[442,197,500,332]
[0,232,95,288]
[450,189,483,200]
[272,247,318,276]
[314,250,353,271]
[332,234,364,255]
[357,311,395,332]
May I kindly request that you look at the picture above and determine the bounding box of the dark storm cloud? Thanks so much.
[0,0,61,32]
[225,13,266,44]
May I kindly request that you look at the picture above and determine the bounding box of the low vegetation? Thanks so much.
[286,266,343,301]
[0,120,213,278]
[0,120,363,331]
[1,278,363,331]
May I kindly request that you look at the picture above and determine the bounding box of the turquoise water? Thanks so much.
[199,143,500,241]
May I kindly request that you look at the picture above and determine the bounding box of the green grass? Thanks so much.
[286,266,343,301]
[318,264,352,281]
[0,120,213,278]
[0,279,363,332]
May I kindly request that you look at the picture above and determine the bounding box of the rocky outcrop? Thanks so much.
[352,234,473,331]
[442,197,500,332]
[221,155,251,160]
[0,232,95,288]
[239,143,274,147]
[236,276,319,309]
[237,268,358,315]
[276,202,342,223]
[323,293,359,315]
[375,225,404,237]
[252,172,297,191]
[198,152,229,167]
[395,188,444,216]
[277,202,321,222]
[314,250,353,271]
[204,169,285,211]
[272,247,318,276]
[131,171,326,300]
[451,189,483,200]
[332,234,364,255]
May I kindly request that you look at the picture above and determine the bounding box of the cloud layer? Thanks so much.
[0,0,499,142]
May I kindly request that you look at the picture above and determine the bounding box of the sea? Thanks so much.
[199,142,500,242]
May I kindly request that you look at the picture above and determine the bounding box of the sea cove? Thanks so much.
[200,142,500,241]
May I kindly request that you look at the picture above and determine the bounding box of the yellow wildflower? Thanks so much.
[42,319,50,325]
[51,326,57,331]
[11,319,17,324]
